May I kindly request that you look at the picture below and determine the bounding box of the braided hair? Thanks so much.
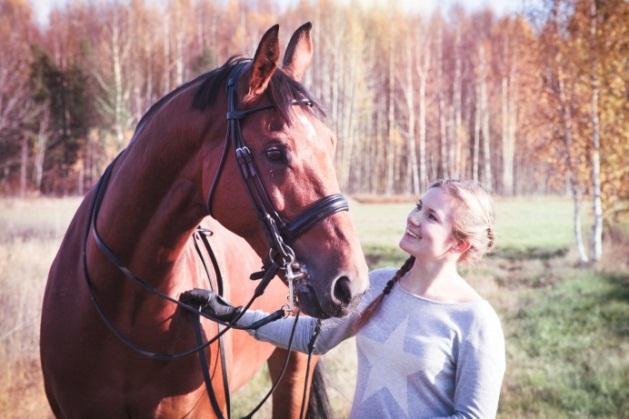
[352,256,415,334]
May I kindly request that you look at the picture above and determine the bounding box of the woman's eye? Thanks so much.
[429,214,438,221]
[415,202,422,211]
[265,146,287,163]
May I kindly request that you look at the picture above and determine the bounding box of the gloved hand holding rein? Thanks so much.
[180,288,244,323]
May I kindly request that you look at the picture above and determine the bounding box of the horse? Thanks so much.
[40,23,368,418]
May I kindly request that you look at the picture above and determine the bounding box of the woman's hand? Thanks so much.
[180,288,243,322]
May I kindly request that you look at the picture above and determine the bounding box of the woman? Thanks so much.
[187,179,505,418]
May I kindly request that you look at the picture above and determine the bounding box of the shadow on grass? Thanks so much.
[489,246,569,261]
[600,271,629,337]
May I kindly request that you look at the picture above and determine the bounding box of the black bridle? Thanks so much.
[82,61,346,418]
[208,61,349,302]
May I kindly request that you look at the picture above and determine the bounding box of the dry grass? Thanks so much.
[0,198,81,418]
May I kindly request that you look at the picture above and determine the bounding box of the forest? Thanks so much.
[0,0,627,262]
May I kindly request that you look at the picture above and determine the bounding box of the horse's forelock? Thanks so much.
[267,70,325,124]
[192,57,325,124]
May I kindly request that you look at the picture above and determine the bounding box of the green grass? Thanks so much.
[501,270,629,418]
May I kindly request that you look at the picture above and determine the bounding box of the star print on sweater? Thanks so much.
[239,267,506,419]
[358,316,422,417]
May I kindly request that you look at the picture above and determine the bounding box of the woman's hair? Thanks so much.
[353,179,495,333]
[428,179,495,262]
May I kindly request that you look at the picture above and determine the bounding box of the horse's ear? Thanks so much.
[246,24,280,102]
[282,22,313,82]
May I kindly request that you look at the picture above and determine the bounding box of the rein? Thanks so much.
[83,61,345,418]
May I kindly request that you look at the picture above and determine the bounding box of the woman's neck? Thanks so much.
[399,257,468,301]
[400,257,484,304]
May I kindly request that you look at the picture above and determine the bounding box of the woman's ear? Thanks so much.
[451,239,471,256]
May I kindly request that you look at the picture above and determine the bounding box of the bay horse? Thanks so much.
[40,23,368,418]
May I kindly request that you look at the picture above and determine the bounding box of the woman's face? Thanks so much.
[399,187,458,262]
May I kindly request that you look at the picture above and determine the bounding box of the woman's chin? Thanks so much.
[398,237,420,257]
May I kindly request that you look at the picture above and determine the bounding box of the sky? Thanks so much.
[29,0,537,27]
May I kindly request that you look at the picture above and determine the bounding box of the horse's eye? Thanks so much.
[265,146,287,163]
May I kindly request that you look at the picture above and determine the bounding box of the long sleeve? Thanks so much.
[236,268,395,355]
[236,308,361,354]
[438,308,506,419]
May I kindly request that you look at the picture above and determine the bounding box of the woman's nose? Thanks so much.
[408,211,421,226]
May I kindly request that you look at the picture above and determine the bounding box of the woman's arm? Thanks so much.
[237,300,363,355]
[237,268,396,354]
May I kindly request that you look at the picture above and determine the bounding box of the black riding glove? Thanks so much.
[180,288,243,323]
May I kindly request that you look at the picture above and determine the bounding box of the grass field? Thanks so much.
[0,196,627,418]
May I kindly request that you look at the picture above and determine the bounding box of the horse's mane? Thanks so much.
[133,56,324,138]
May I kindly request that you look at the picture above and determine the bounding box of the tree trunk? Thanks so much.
[437,26,447,178]
[473,82,481,183]
[500,75,516,195]
[34,108,49,192]
[558,71,589,263]
[19,135,28,197]
[404,39,419,195]
[112,13,125,147]
[507,69,518,196]
[417,38,429,191]
[589,0,603,262]
[385,36,395,194]
[452,29,462,179]
[479,45,492,190]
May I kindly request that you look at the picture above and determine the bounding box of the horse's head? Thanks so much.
[204,24,368,318]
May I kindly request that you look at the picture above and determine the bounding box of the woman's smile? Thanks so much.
[405,228,421,239]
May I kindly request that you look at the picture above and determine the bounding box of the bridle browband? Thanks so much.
[82,61,346,418]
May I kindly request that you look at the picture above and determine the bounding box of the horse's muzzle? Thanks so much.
[295,279,362,319]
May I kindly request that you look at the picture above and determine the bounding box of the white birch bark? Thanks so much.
[437,26,448,178]
[589,0,603,262]
[479,44,492,190]
[403,36,419,195]
[558,69,589,263]
[417,38,430,191]
[451,29,462,179]
[385,33,396,194]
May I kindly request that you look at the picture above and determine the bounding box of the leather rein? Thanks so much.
[82,61,345,418]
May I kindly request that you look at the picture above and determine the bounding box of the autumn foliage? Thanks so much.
[0,0,626,222]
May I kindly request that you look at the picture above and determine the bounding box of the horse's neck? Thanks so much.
[95,154,205,284]
[90,82,266,289]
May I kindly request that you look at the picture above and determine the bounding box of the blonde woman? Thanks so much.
[188,179,505,418]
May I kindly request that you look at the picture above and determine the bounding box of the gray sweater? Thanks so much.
[238,268,506,419]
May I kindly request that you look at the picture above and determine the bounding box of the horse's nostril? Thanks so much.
[332,276,353,307]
